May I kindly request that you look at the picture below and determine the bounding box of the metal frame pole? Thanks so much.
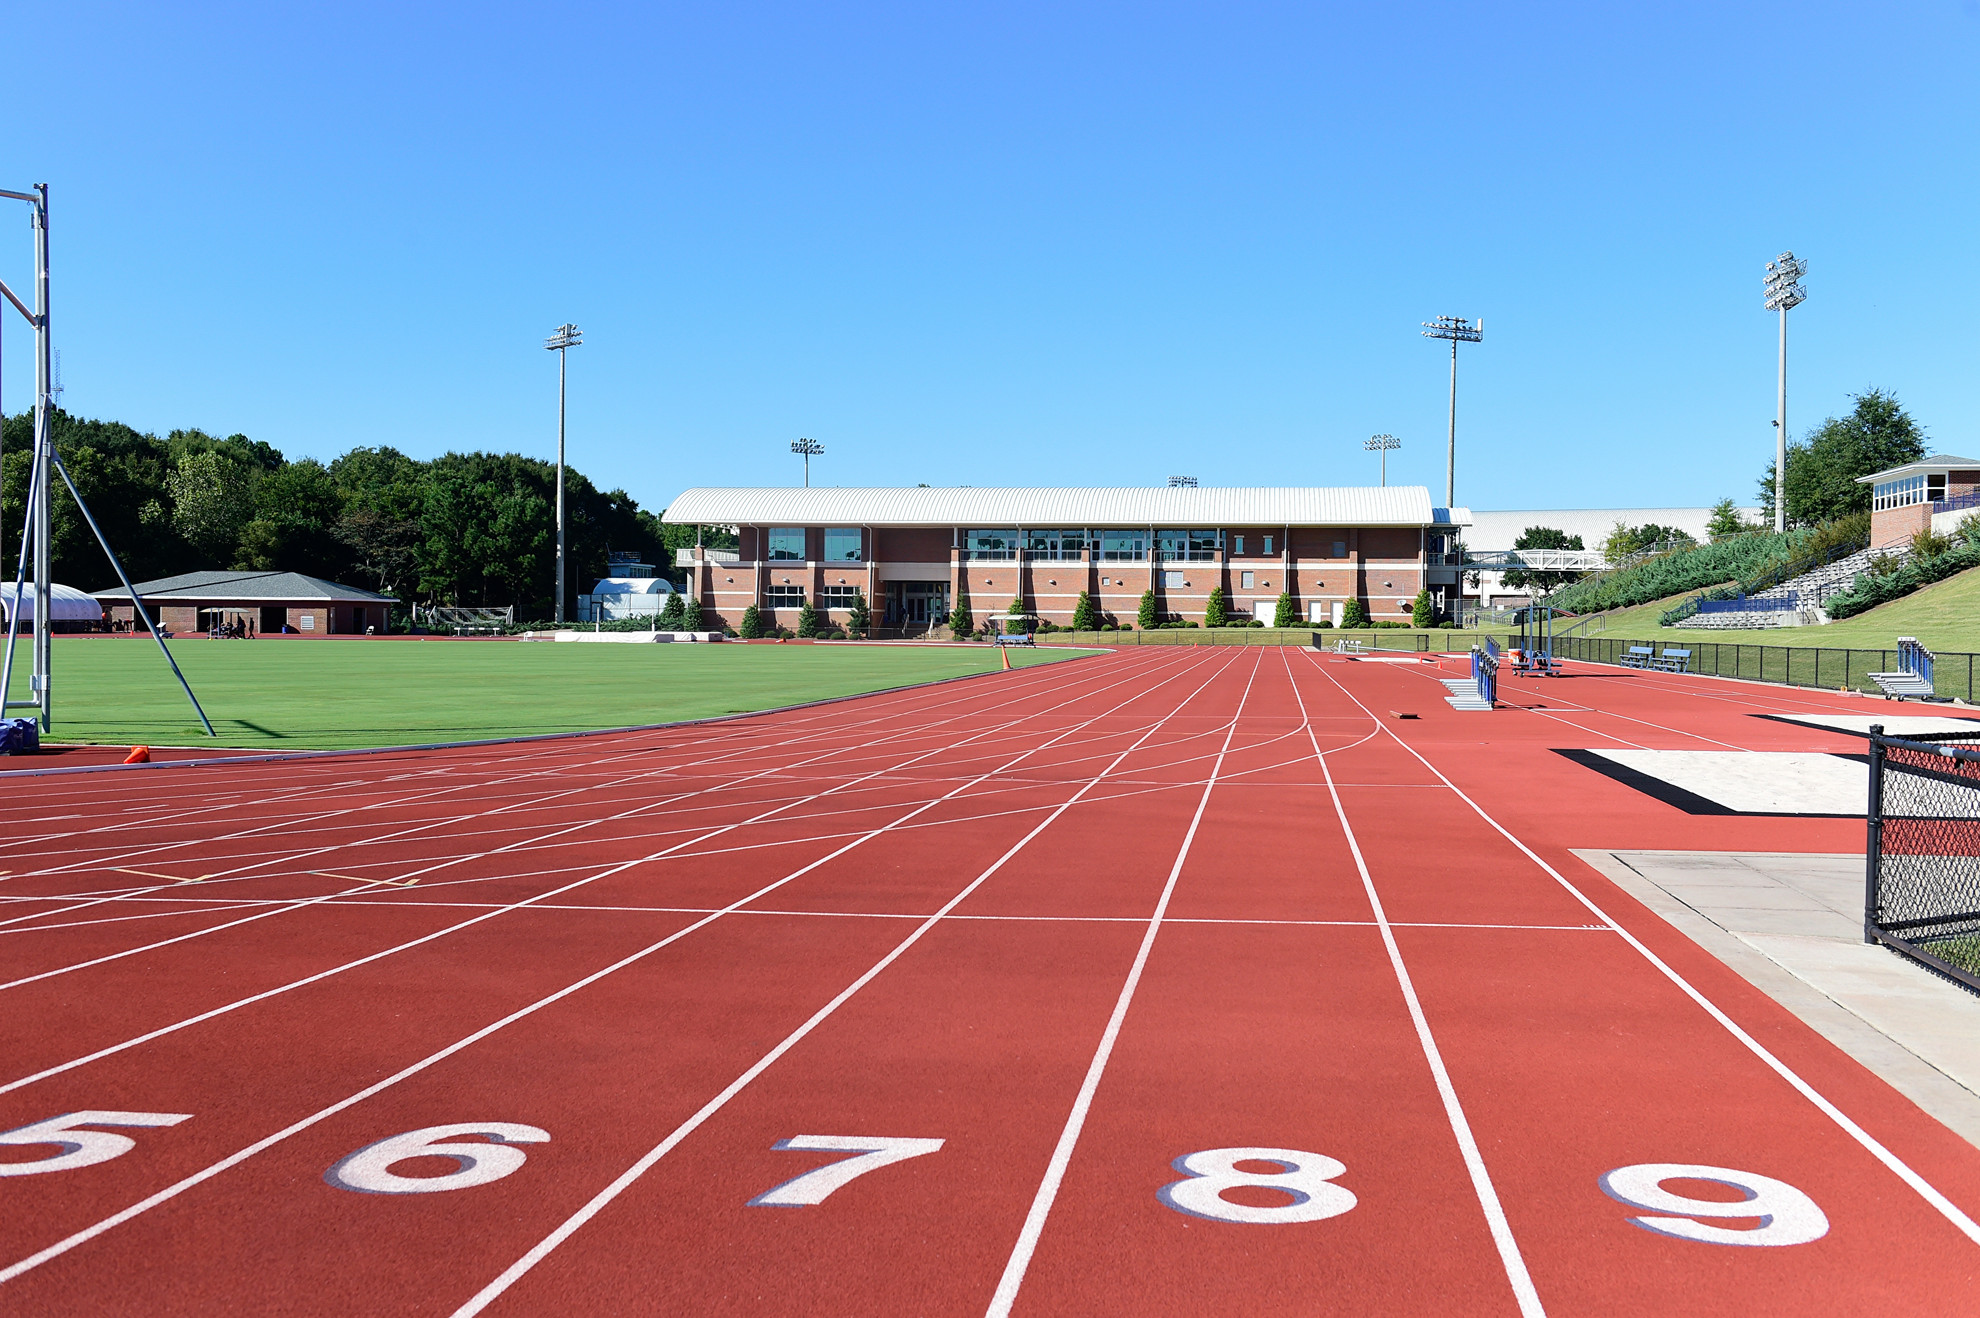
[1865,723,1884,944]
[555,343,566,625]
[31,185,50,731]
[1775,306,1788,533]
[1445,337,1457,509]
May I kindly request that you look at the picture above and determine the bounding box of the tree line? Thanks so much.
[0,411,731,617]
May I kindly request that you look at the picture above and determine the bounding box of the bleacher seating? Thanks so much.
[1650,648,1691,673]
[1621,646,1655,668]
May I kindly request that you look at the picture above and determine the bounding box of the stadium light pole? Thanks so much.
[1364,434,1400,486]
[1167,475,1197,488]
[1420,316,1482,508]
[792,437,824,487]
[1763,253,1807,533]
[544,323,582,623]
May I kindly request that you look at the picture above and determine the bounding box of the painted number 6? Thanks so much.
[0,1111,193,1176]
[1600,1163,1828,1247]
[326,1123,550,1195]
[1159,1147,1357,1224]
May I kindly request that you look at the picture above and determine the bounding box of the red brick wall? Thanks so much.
[1873,503,1931,548]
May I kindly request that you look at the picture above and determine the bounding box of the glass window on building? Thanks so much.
[765,584,805,605]
[1099,531,1146,561]
[1026,529,1087,560]
[767,528,806,561]
[817,585,861,607]
[1263,535,1275,555]
[1157,529,1220,561]
[1232,535,1245,555]
[823,528,863,562]
[966,530,1019,559]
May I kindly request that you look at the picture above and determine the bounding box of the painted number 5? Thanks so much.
[1601,1163,1828,1247]
[749,1135,945,1206]
[1160,1147,1357,1224]
[0,1111,193,1176]
[326,1123,550,1195]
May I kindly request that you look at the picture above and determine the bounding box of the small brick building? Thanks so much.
[95,570,396,636]
[1861,456,1980,548]
[662,486,1470,633]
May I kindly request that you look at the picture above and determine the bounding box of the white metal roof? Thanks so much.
[663,486,1445,528]
[0,582,105,623]
[1464,507,1761,552]
[1855,455,1980,484]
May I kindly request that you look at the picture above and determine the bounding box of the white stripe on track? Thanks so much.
[450,651,1250,1318]
[982,648,1262,1318]
[1292,651,1546,1316]
[1308,648,1980,1250]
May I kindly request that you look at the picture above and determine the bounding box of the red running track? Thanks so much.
[0,646,1977,1315]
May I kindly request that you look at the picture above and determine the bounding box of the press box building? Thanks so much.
[662,486,1470,631]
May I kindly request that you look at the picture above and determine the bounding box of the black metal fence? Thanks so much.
[1866,725,1980,994]
[1550,635,1980,703]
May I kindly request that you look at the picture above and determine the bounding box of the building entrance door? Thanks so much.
[887,581,948,625]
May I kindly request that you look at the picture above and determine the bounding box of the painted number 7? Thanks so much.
[748,1135,945,1207]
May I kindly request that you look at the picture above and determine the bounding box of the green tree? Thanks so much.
[1136,589,1157,629]
[1273,591,1297,628]
[682,595,704,631]
[1706,498,1754,542]
[1203,586,1228,626]
[166,448,258,563]
[1501,526,1584,592]
[738,603,764,638]
[1070,590,1097,631]
[659,591,686,627]
[1411,589,1434,628]
[235,458,346,577]
[1008,595,1028,635]
[1340,598,1369,629]
[846,589,870,638]
[949,590,974,638]
[796,599,824,638]
[1600,522,1694,566]
[1773,388,1929,526]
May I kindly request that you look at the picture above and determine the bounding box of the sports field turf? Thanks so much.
[0,638,1094,751]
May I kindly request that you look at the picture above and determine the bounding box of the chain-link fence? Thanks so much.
[1552,635,1980,702]
[1867,725,1980,993]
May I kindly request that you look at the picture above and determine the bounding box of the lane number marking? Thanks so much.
[1159,1147,1357,1225]
[326,1123,550,1195]
[1600,1163,1828,1246]
[0,1111,193,1176]
[748,1135,945,1206]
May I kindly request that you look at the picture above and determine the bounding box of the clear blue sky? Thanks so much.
[2,2,1975,514]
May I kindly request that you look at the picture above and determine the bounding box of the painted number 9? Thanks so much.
[1159,1147,1357,1225]
[1601,1163,1828,1247]
[326,1123,550,1195]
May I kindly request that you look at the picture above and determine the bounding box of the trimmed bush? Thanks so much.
[846,589,870,638]
[949,593,974,638]
[1410,588,1433,628]
[1340,598,1369,629]
[1137,590,1157,630]
[738,604,764,639]
[659,592,686,627]
[1071,590,1098,631]
[682,596,703,630]
[796,600,824,638]
[1273,591,1297,628]
[1204,587,1228,627]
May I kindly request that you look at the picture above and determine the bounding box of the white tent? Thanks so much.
[580,576,679,622]
[0,582,105,624]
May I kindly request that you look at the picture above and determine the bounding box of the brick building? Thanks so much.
[95,571,396,636]
[662,487,1469,632]
[1861,456,1980,548]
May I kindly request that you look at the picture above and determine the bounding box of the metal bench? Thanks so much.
[1650,648,1691,673]
[1620,645,1654,668]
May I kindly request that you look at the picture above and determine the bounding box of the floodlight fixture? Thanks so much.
[1420,316,1483,506]
[1762,252,1807,531]
[1364,433,1401,486]
[1167,475,1198,488]
[792,437,825,486]
[545,322,583,622]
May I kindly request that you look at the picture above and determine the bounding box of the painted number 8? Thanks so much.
[1600,1163,1828,1247]
[1159,1147,1357,1224]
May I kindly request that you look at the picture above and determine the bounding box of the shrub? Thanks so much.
[949,593,974,638]
[1137,590,1157,630]
[682,596,703,630]
[1313,619,1333,629]
[1959,513,1980,546]
[796,600,824,638]
[738,604,764,639]
[1273,591,1297,628]
[1410,588,1433,628]
[1340,598,1369,629]
[1204,587,1228,627]
[846,590,870,638]
[659,592,686,627]
[1071,590,1097,631]
[1547,527,1807,614]
[1911,526,1955,560]
[1826,538,1980,619]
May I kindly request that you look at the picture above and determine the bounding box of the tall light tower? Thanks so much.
[792,437,824,487]
[544,323,582,623]
[1364,433,1401,486]
[1420,315,1483,507]
[1763,253,1808,532]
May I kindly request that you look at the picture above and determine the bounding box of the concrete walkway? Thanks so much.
[1576,848,1980,1150]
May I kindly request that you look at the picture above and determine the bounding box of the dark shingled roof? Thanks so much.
[93,571,396,604]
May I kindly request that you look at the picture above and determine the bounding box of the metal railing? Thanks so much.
[1551,634,1980,702]
[1866,725,1980,994]
[1932,488,1980,515]
[1694,592,1801,615]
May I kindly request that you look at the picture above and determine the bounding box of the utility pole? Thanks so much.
[544,323,582,623]
[1364,434,1400,486]
[1420,316,1482,507]
[792,437,824,487]
[1763,253,1807,532]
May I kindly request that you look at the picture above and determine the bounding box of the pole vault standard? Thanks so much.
[0,184,213,736]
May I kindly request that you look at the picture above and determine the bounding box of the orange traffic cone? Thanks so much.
[1001,645,1011,671]
[124,746,151,764]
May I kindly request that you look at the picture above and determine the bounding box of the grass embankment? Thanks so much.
[2,637,1094,751]
[1577,565,1980,653]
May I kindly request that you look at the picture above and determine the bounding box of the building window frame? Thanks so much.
[822,528,863,562]
[767,528,806,561]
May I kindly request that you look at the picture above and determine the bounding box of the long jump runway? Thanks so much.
[2,647,1978,1314]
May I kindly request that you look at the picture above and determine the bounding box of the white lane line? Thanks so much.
[1311,649,1980,1250]
[452,653,1246,1318]
[0,651,1228,1293]
[1295,650,1546,1316]
[981,649,1262,1318]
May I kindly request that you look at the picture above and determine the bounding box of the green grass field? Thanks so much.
[1,638,1095,751]
[1573,564,1980,652]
